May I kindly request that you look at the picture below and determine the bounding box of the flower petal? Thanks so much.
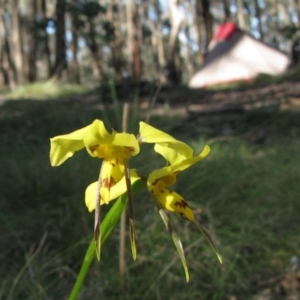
[85,169,140,212]
[156,189,195,221]
[100,158,125,204]
[154,144,188,165]
[83,120,113,156]
[139,122,193,158]
[112,133,140,156]
[149,145,210,185]
[50,125,90,166]
[110,169,140,200]
[85,182,99,212]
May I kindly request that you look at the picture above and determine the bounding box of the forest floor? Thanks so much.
[1,73,300,300]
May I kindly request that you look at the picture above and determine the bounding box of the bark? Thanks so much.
[200,0,213,50]
[107,0,123,81]
[87,19,103,81]
[183,47,193,80]
[71,0,80,83]
[152,0,165,70]
[28,0,38,82]
[148,0,165,81]
[165,0,183,84]
[126,0,142,82]
[194,0,204,64]
[41,0,52,77]
[126,0,134,75]
[254,0,264,41]
[236,0,246,29]
[11,0,24,85]
[156,27,165,68]
[222,0,230,22]
[51,0,66,79]
[0,7,16,88]
[132,6,142,82]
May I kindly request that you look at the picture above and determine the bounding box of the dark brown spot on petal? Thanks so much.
[124,146,135,152]
[89,145,99,152]
[102,176,116,189]
[160,190,165,193]
[175,199,189,209]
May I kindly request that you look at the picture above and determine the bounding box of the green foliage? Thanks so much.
[81,1,106,18]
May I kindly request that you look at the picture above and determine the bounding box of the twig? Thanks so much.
[119,102,130,291]
[145,82,162,123]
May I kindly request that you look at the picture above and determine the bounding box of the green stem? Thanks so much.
[68,240,95,300]
[68,194,128,300]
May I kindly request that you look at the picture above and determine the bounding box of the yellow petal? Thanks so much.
[110,169,140,200]
[156,189,195,221]
[149,145,210,185]
[100,158,125,204]
[83,120,113,156]
[112,133,140,156]
[50,125,90,166]
[154,144,188,165]
[85,182,99,212]
[85,169,140,212]
[139,122,193,158]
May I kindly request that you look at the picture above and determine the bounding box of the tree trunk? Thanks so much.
[182,27,193,80]
[11,0,24,85]
[0,7,16,88]
[254,0,264,41]
[165,0,183,84]
[152,0,165,74]
[126,0,134,77]
[51,0,66,79]
[200,0,213,50]
[236,0,246,29]
[87,19,103,82]
[107,0,123,81]
[222,0,230,22]
[71,0,80,83]
[194,0,204,64]
[28,0,38,82]
[41,0,52,78]
[132,6,141,82]
[126,0,142,82]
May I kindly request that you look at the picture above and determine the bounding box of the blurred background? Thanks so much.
[1,0,300,299]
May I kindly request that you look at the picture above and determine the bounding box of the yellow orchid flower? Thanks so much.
[148,144,210,220]
[50,119,140,260]
[50,119,140,205]
[149,143,222,264]
[138,122,193,159]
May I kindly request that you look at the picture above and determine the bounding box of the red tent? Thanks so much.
[189,23,290,88]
